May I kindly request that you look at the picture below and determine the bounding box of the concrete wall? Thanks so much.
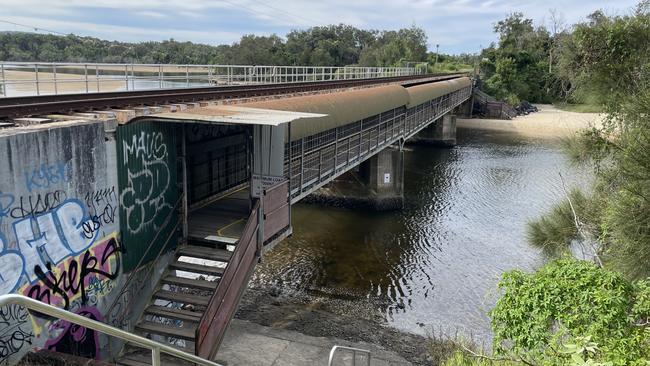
[0,120,130,364]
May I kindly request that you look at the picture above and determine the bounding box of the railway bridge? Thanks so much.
[0,64,472,365]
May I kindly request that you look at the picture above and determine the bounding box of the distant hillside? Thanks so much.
[0,26,476,70]
[0,25,427,67]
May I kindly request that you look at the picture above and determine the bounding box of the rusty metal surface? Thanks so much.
[243,84,410,140]
[406,76,472,107]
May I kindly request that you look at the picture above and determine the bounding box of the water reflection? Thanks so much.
[251,127,590,340]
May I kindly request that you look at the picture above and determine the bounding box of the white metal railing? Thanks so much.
[0,62,425,97]
[329,345,372,366]
[0,294,222,366]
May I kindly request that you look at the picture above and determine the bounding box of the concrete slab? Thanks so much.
[216,320,412,366]
[216,331,290,366]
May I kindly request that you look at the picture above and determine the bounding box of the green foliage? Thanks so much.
[490,259,650,365]
[479,13,553,104]
[0,24,431,67]
[526,189,585,256]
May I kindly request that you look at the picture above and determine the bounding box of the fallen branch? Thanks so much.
[558,172,603,267]
[460,343,536,366]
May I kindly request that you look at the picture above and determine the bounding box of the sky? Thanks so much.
[0,0,642,55]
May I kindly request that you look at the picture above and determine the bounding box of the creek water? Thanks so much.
[250,126,591,341]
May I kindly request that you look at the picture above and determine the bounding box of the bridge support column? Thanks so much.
[357,146,404,210]
[304,146,404,211]
[415,113,457,147]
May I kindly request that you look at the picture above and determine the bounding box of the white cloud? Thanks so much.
[0,0,642,54]
[0,15,243,44]
[135,11,167,19]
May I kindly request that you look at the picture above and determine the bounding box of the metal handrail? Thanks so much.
[328,345,372,366]
[0,294,222,366]
[0,62,424,97]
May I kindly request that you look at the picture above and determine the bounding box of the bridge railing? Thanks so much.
[195,180,290,360]
[285,85,473,202]
[0,62,425,97]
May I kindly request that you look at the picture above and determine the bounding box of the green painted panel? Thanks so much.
[116,122,179,272]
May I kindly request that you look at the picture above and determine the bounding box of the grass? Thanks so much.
[553,102,604,113]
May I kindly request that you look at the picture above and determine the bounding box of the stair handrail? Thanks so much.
[0,294,223,366]
[195,199,261,359]
[328,345,372,366]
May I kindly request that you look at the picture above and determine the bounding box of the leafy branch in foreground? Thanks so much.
[490,259,650,366]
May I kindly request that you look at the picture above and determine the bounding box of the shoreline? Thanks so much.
[235,287,456,365]
[458,104,604,138]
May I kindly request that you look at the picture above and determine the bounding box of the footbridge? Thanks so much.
[0,66,472,365]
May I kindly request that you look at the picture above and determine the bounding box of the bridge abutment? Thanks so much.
[413,113,457,147]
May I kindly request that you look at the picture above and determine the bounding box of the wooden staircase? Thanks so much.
[116,237,234,366]
[115,181,291,366]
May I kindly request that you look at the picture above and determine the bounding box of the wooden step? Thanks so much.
[189,235,238,247]
[178,245,232,262]
[169,260,225,276]
[135,321,196,341]
[145,305,203,323]
[119,347,195,366]
[154,290,210,307]
[161,274,219,291]
[117,356,151,366]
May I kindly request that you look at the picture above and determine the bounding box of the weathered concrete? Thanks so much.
[0,119,173,364]
[412,113,457,147]
[304,147,404,211]
[216,319,412,366]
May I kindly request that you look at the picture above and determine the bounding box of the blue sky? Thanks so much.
[0,0,641,55]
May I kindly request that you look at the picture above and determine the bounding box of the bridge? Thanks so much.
[0,63,472,365]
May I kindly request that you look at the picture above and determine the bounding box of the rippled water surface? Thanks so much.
[252,127,591,339]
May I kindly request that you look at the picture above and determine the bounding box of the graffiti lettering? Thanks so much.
[45,307,100,359]
[0,199,98,288]
[24,163,69,193]
[8,191,68,219]
[0,234,24,296]
[0,305,33,365]
[25,238,121,310]
[120,132,172,234]
[82,187,117,239]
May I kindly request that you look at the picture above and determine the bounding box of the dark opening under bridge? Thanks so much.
[0,69,473,366]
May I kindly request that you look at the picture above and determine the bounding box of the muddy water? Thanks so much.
[250,127,591,340]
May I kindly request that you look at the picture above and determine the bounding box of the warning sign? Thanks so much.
[251,174,285,197]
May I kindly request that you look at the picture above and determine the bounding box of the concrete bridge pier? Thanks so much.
[304,146,405,211]
[414,113,457,147]
[357,146,405,210]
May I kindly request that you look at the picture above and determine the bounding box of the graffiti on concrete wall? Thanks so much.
[44,307,101,359]
[0,305,33,365]
[22,235,121,311]
[23,163,70,193]
[119,131,172,235]
[0,122,127,363]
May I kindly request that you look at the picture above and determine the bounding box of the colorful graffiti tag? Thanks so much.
[44,307,102,359]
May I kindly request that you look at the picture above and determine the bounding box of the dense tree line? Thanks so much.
[0,25,446,68]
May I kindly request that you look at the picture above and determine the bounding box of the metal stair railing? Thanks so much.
[328,345,372,366]
[0,294,223,366]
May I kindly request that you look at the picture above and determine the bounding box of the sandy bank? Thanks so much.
[458,104,604,138]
